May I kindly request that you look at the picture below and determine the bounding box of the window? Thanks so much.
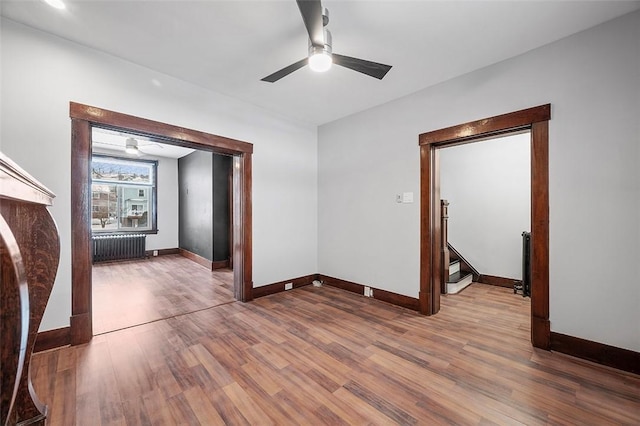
[91,155,157,233]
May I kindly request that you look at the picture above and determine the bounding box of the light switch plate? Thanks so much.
[402,192,414,203]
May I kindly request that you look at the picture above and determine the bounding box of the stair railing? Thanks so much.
[441,200,450,294]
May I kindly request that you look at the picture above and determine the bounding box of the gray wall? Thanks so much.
[178,151,213,260]
[178,151,232,262]
[212,154,232,262]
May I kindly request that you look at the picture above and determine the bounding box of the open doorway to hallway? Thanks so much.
[439,132,531,296]
[418,104,550,349]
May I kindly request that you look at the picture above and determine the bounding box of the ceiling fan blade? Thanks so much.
[296,0,324,48]
[261,58,308,83]
[141,142,164,149]
[93,140,121,148]
[333,53,392,80]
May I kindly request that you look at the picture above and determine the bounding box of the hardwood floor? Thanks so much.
[92,255,234,334]
[32,284,640,425]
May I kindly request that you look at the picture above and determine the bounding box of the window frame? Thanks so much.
[90,154,158,234]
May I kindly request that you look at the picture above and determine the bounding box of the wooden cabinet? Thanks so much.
[1,152,60,425]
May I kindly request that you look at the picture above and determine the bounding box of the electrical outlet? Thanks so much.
[285,283,293,290]
[153,250,158,257]
[364,286,371,297]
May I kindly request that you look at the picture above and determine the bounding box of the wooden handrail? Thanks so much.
[441,200,450,294]
[0,151,60,426]
[447,243,481,281]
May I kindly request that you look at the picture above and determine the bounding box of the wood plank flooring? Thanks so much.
[92,255,234,334]
[32,283,640,425]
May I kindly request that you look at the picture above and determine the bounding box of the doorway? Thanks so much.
[419,104,550,349]
[89,128,236,334]
[70,102,253,345]
[439,131,530,294]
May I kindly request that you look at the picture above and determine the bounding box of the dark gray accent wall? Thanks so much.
[178,150,213,260]
[212,154,232,262]
[178,151,232,263]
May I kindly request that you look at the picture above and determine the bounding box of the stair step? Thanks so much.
[449,260,460,275]
[447,273,473,294]
[448,271,471,283]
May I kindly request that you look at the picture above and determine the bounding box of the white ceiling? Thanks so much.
[92,128,196,159]
[2,1,639,126]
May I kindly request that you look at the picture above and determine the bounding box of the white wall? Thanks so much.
[92,148,180,251]
[150,156,179,251]
[319,11,640,351]
[1,18,318,331]
[440,133,530,280]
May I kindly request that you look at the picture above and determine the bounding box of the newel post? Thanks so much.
[441,200,450,294]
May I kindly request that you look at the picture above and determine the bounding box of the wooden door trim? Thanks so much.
[69,102,253,344]
[418,104,551,349]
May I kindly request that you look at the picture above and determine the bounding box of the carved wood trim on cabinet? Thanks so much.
[418,104,551,350]
[1,151,61,426]
[0,214,28,425]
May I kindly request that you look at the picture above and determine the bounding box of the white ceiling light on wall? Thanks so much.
[42,0,65,10]
[124,137,139,155]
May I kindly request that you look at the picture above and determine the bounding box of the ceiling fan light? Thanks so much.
[125,137,139,154]
[309,52,332,73]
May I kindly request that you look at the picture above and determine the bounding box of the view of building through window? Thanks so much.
[91,155,157,232]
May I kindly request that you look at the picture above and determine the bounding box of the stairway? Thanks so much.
[447,258,473,294]
[440,200,476,295]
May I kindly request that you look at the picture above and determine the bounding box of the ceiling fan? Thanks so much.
[261,0,392,83]
[93,136,164,156]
